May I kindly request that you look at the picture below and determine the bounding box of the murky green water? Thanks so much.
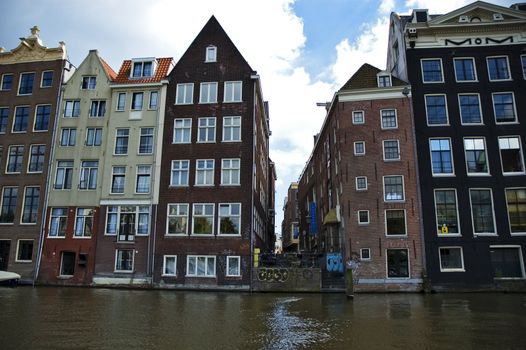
[1,287,525,349]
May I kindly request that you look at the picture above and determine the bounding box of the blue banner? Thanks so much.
[309,202,317,235]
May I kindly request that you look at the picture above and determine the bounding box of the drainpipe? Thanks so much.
[250,74,259,292]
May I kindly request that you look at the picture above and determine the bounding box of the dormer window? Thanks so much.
[131,59,155,78]
[206,46,217,62]
[378,74,392,88]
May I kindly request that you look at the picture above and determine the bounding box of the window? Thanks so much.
[464,138,488,174]
[199,82,217,103]
[89,100,106,117]
[499,137,524,174]
[13,106,29,132]
[81,76,96,90]
[380,109,397,129]
[421,59,443,83]
[28,145,45,173]
[6,145,24,173]
[470,189,495,235]
[187,255,216,277]
[54,161,73,190]
[60,128,76,146]
[354,141,365,156]
[166,204,188,235]
[219,203,241,235]
[115,249,134,272]
[434,189,460,235]
[0,107,8,133]
[378,75,391,87]
[196,160,214,186]
[1,73,13,91]
[131,60,154,78]
[221,158,240,185]
[385,209,406,236]
[64,100,80,117]
[86,128,102,146]
[205,46,217,62]
[131,92,143,110]
[458,94,482,124]
[60,252,75,276]
[149,91,158,109]
[106,206,150,238]
[21,186,39,224]
[224,81,242,102]
[522,55,526,79]
[226,256,241,277]
[41,71,53,88]
[383,140,400,161]
[492,93,517,123]
[506,189,526,234]
[176,83,194,105]
[352,111,364,124]
[74,208,93,237]
[490,247,524,278]
[430,139,454,175]
[173,118,191,143]
[387,249,409,278]
[111,166,126,194]
[117,93,126,111]
[170,160,189,186]
[192,204,214,235]
[358,210,369,225]
[223,116,241,141]
[0,187,18,223]
[79,161,98,190]
[384,175,404,201]
[487,56,510,81]
[114,129,129,155]
[34,105,51,131]
[16,240,33,262]
[454,58,477,82]
[439,247,465,272]
[139,128,153,154]
[136,165,151,194]
[425,95,448,125]
[198,117,216,142]
[18,72,35,95]
[163,255,177,276]
[49,208,67,237]
[355,176,367,191]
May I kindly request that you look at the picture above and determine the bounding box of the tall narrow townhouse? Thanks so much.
[155,16,273,290]
[388,1,526,290]
[0,27,66,283]
[92,57,173,286]
[37,50,116,285]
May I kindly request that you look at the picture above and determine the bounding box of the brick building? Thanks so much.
[281,182,299,253]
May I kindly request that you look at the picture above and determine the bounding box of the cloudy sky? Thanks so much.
[0,0,516,237]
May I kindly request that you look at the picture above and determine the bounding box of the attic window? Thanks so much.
[378,74,392,88]
[206,46,217,62]
[131,59,155,78]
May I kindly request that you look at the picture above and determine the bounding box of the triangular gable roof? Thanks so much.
[339,63,407,91]
[114,57,173,84]
[427,1,526,25]
[67,50,117,83]
[99,56,117,80]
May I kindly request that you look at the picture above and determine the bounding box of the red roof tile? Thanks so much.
[99,56,117,81]
[113,57,173,84]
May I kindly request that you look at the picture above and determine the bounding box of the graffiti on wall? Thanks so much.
[326,253,344,273]
[256,268,316,283]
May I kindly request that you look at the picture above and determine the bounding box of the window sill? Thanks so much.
[473,233,498,237]
[47,236,66,239]
[162,274,177,278]
[221,140,242,143]
[190,234,214,237]
[437,234,462,237]
[73,236,92,240]
[440,269,465,273]
[165,233,187,237]
[57,275,73,280]
[169,185,189,188]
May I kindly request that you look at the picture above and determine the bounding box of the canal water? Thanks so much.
[1,287,525,350]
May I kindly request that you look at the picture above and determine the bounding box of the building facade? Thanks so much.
[281,183,299,253]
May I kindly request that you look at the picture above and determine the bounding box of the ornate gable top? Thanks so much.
[0,26,66,64]
[426,1,526,25]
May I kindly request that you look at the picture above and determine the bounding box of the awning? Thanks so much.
[323,208,340,225]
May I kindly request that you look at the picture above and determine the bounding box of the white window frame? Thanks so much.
[458,93,483,125]
[197,117,216,143]
[131,92,144,111]
[221,158,240,186]
[438,246,465,272]
[173,118,192,144]
[89,100,106,117]
[490,245,526,279]
[114,249,134,273]
[360,248,371,261]
[110,166,126,194]
[79,160,98,190]
[354,141,365,156]
[421,58,444,83]
[504,188,526,236]
[12,105,29,133]
[15,239,33,262]
[385,209,407,236]
[131,60,155,78]
[377,74,391,87]
[166,203,189,235]
[138,127,154,155]
[453,57,477,82]
[385,248,410,279]
[195,159,214,186]
[0,186,18,224]
[135,165,151,194]
[222,116,241,142]
[498,136,525,175]
[469,188,497,236]
[20,186,39,225]
[40,70,53,88]
[199,82,218,104]
[85,127,102,146]
[434,188,461,236]
[148,91,158,110]
[355,176,368,191]
[74,208,93,238]
[175,83,194,105]
[104,205,151,237]
[205,46,217,63]
[226,256,241,277]
[224,81,242,103]
[464,137,489,176]
[383,139,400,161]
[170,160,189,187]
[380,109,397,129]
[27,144,45,174]
[191,203,214,236]
[1,73,13,91]
[33,104,51,132]
[486,56,511,81]
[429,138,454,176]
[54,160,73,190]
[383,175,405,202]
[357,210,370,225]
[186,255,216,277]
[352,110,364,125]
[218,203,241,236]
[6,145,24,174]
[162,255,177,277]
[114,128,130,155]
[48,207,67,238]
[425,94,449,126]
[81,76,96,90]
[492,92,517,124]
[116,92,126,111]
[63,100,80,118]
[17,72,35,95]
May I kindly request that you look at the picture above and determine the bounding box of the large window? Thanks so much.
[186,255,216,277]
[166,204,188,235]
[439,247,465,272]
[0,107,8,133]
[170,160,189,186]
[385,209,406,236]
[163,255,177,276]
[197,117,216,142]
[506,189,526,234]
[54,160,73,190]
[176,83,194,105]
[21,186,39,224]
[28,145,45,173]
[383,176,404,202]
[136,165,151,194]
[81,76,96,90]
[464,138,488,174]
[221,158,240,185]
[490,246,524,278]
[64,100,80,118]
[458,94,482,124]
[223,116,241,142]
[470,189,495,235]
[1,73,13,91]
[34,105,51,131]
[196,159,214,186]
[430,139,454,175]
[387,249,409,278]
[86,128,102,146]
[111,166,126,194]
[60,128,76,146]
[192,204,214,235]
[116,93,126,111]
[499,137,524,174]
[383,140,400,161]
[16,240,33,262]
[454,58,477,82]
[218,203,241,235]
[18,72,35,95]
[41,71,53,88]
[226,256,241,277]
[13,106,29,132]
[199,82,218,103]
[421,59,443,83]
[6,145,24,173]
[115,249,134,272]
[173,118,191,143]
[74,208,93,237]
[487,56,510,81]
[79,161,98,190]
[224,81,242,102]
[425,95,448,125]
[89,100,106,117]
[434,189,460,235]
[114,129,129,155]
[149,91,158,110]
[131,92,143,110]
[0,187,18,223]
[49,208,67,237]
[492,93,517,123]
[131,61,153,78]
[139,128,154,154]
[381,109,397,129]
[106,206,150,239]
